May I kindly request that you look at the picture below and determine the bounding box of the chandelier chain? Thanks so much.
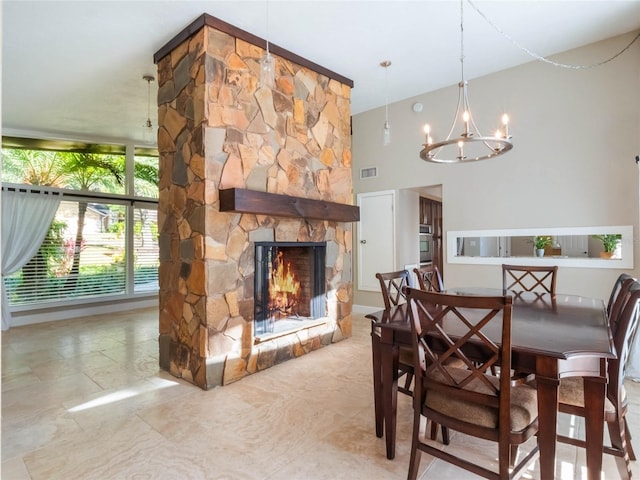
[467,0,640,69]
[460,0,465,83]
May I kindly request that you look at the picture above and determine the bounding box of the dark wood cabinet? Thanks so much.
[419,197,443,278]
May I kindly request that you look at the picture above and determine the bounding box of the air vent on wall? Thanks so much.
[360,167,378,179]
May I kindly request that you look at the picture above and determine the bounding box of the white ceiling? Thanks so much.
[3,1,640,145]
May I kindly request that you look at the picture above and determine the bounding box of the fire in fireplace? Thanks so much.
[254,242,327,336]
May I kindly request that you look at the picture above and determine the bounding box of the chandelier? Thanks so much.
[420,0,512,164]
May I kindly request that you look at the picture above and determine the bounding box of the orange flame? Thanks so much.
[268,252,301,312]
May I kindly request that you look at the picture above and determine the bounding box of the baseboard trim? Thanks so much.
[352,304,380,315]
[8,297,157,328]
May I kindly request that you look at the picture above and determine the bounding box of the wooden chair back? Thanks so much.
[406,288,511,418]
[608,281,640,408]
[608,276,637,335]
[502,264,558,295]
[375,270,410,310]
[413,265,444,292]
[607,273,637,315]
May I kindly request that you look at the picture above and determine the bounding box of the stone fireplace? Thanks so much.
[154,14,357,389]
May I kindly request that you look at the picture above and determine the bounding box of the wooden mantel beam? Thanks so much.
[219,188,360,223]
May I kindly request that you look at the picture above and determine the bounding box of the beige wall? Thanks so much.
[352,31,640,307]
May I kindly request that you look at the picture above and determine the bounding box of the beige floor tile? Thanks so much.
[1,456,31,480]
[1,405,83,460]
[2,309,640,479]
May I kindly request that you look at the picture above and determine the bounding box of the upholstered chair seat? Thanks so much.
[558,376,620,414]
[426,366,538,431]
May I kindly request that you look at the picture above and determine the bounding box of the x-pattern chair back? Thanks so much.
[375,270,410,310]
[413,265,444,292]
[407,288,510,403]
[502,264,558,295]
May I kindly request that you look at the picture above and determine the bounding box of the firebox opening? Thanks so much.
[254,242,327,341]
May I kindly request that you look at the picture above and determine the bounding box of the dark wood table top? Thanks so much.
[367,288,616,361]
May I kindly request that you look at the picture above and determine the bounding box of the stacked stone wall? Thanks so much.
[157,25,353,389]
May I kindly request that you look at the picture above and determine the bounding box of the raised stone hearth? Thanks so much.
[155,15,355,389]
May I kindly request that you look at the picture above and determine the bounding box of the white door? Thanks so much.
[498,236,511,257]
[357,191,395,291]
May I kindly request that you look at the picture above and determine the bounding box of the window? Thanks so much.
[134,149,159,199]
[133,205,159,293]
[2,137,159,311]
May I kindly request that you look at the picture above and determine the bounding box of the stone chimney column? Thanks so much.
[155,15,354,390]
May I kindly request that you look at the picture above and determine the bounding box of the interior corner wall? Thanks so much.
[395,189,419,270]
[352,31,640,305]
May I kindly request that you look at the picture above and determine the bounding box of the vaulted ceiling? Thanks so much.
[3,1,639,144]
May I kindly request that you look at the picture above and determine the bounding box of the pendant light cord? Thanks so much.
[265,0,271,55]
[467,0,640,69]
[384,65,389,124]
[147,80,151,124]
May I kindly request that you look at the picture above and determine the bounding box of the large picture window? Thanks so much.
[1,137,159,313]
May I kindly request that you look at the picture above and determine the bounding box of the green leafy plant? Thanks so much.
[534,236,552,249]
[592,234,622,253]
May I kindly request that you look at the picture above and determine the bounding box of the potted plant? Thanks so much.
[593,234,622,259]
[533,236,551,257]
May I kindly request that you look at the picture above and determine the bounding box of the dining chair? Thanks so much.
[405,287,539,480]
[376,270,411,310]
[557,280,640,480]
[375,270,413,396]
[607,273,637,316]
[608,275,637,334]
[374,270,451,444]
[413,264,444,292]
[502,264,558,295]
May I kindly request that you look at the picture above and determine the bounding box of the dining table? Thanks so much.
[366,288,616,480]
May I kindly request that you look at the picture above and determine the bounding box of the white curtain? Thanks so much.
[1,189,61,330]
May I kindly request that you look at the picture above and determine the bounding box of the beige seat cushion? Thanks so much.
[559,376,619,413]
[399,346,413,366]
[400,347,466,369]
[425,366,538,431]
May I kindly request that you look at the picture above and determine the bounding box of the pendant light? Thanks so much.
[259,0,275,88]
[142,75,155,144]
[381,60,392,146]
[419,0,512,163]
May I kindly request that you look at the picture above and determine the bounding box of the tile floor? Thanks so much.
[2,309,639,479]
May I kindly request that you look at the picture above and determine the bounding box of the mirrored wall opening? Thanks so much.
[447,226,633,269]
